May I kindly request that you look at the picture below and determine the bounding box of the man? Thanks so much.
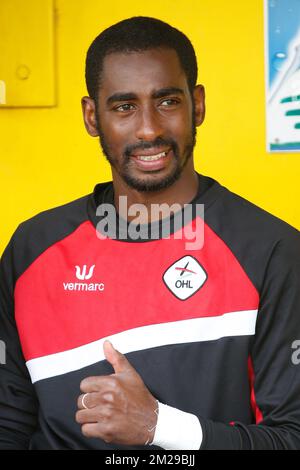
[0,16,300,450]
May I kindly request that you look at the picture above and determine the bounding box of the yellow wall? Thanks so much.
[0,0,299,255]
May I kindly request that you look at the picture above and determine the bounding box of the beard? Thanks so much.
[95,105,197,193]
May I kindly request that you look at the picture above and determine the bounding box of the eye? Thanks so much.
[160,98,180,107]
[114,103,135,112]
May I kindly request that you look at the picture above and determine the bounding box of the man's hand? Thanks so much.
[75,340,158,445]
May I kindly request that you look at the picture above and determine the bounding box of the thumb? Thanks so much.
[103,340,134,374]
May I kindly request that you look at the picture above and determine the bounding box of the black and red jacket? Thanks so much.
[1,174,300,449]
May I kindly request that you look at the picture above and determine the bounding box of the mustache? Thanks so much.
[124,137,179,158]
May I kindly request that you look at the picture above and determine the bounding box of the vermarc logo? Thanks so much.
[63,264,105,292]
[75,264,95,280]
[163,255,207,300]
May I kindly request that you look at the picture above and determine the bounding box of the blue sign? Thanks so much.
[265,0,300,152]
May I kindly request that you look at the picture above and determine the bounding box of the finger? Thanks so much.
[76,408,98,424]
[80,375,115,393]
[103,340,133,374]
[78,392,95,410]
[77,391,114,410]
[81,422,113,443]
[76,404,113,424]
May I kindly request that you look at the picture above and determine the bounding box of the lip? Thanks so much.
[130,148,173,171]
[130,148,171,157]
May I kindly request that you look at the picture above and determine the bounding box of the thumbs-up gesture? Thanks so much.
[76,340,158,446]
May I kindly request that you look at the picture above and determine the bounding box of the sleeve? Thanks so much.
[0,231,39,449]
[151,401,203,450]
[198,230,300,449]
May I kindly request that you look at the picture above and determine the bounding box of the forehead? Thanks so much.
[100,48,189,97]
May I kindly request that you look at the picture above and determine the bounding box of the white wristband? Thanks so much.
[150,402,202,450]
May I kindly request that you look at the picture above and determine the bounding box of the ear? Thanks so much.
[81,96,99,137]
[193,84,205,127]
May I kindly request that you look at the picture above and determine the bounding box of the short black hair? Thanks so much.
[85,16,198,103]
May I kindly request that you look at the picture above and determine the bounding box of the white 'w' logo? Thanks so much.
[75,264,95,280]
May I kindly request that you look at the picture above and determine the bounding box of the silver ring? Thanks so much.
[81,393,89,409]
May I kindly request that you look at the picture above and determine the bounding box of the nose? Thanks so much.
[135,106,163,141]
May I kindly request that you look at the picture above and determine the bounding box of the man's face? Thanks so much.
[83,48,205,192]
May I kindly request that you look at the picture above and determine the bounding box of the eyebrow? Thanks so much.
[106,87,185,106]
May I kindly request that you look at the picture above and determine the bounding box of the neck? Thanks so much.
[112,160,199,224]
